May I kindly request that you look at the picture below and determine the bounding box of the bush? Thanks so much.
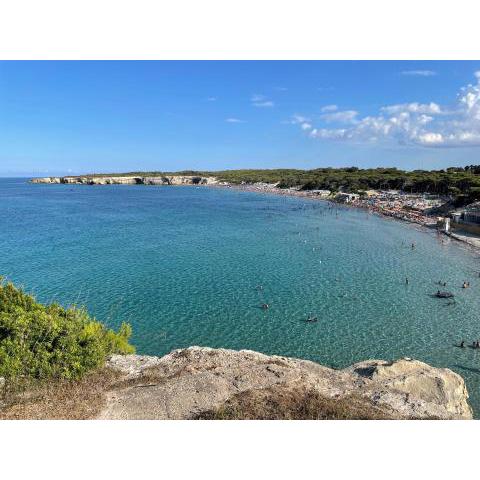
[0,278,134,380]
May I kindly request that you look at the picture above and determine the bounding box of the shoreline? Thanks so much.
[212,182,480,254]
[30,175,480,252]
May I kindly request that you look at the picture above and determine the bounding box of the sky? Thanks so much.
[1,60,480,176]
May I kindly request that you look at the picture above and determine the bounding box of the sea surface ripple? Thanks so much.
[1,178,480,415]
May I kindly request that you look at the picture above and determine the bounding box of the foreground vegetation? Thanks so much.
[1,363,399,420]
[0,279,466,420]
[87,165,480,203]
[195,385,395,420]
[0,278,134,381]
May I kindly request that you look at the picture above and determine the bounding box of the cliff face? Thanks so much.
[98,347,472,420]
[31,175,218,185]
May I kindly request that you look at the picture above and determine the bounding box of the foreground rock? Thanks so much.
[30,175,218,185]
[98,347,472,420]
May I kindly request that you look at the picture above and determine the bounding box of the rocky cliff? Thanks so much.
[31,175,218,185]
[97,347,472,420]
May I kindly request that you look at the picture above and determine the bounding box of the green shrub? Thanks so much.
[0,278,134,380]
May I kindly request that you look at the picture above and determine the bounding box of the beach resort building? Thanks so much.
[452,202,480,224]
[462,204,480,225]
[308,189,331,198]
[335,192,359,203]
[451,202,480,235]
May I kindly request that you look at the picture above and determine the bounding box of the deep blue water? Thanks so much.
[1,178,480,415]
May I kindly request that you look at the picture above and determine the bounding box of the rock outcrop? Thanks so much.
[98,347,472,420]
[31,175,218,186]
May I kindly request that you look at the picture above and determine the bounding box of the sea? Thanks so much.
[1,178,480,416]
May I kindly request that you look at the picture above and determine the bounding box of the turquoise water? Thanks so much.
[1,178,480,415]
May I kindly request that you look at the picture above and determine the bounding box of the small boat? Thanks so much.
[434,291,454,298]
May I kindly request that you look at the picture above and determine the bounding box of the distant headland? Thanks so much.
[31,174,219,186]
[30,165,480,200]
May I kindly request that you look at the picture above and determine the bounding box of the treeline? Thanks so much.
[192,166,480,201]
[87,166,480,201]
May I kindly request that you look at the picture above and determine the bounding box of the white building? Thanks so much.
[335,192,359,203]
[453,202,480,226]
[308,189,331,198]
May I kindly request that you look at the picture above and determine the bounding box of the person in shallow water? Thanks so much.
[261,303,269,310]
[405,277,409,285]
[460,340,465,348]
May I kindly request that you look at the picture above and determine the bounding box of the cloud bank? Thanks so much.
[293,72,480,148]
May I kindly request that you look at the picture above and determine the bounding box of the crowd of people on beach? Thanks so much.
[221,182,440,227]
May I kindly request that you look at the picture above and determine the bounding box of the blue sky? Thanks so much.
[1,60,480,176]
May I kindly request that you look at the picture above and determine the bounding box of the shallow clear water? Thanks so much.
[1,178,480,415]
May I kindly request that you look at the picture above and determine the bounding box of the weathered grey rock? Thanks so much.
[31,177,62,184]
[30,175,218,186]
[143,177,169,185]
[98,347,472,420]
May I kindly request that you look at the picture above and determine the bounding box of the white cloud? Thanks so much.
[416,132,444,145]
[300,71,480,148]
[287,114,312,131]
[381,102,442,115]
[225,118,245,123]
[320,110,358,124]
[251,94,274,108]
[321,104,338,113]
[206,97,217,101]
[401,70,437,77]
[290,114,310,124]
